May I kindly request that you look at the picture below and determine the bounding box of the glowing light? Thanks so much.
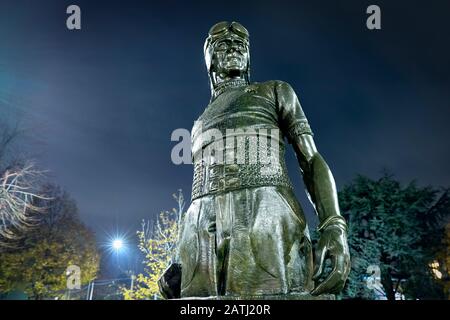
[429,260,443,279]
[432,269,443,279]
[112,239,124,251]
[102,229,129,255]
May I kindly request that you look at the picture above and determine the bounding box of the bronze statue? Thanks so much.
[160,21,350,299]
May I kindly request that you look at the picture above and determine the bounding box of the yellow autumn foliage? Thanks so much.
[123,192,183,300]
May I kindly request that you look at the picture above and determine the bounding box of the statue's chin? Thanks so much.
[224,68,244,78]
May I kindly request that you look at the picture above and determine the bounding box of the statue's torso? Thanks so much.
[178,80,314,298]
[194,80,280,136]
[191,81,293,200]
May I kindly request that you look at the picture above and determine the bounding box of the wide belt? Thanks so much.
[191,161,293,200]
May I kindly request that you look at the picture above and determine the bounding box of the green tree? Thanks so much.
[339,173,449,300]
[0,184,100,299]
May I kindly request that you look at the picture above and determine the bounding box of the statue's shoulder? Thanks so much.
[248,80,298,105]
[250,80,296,94]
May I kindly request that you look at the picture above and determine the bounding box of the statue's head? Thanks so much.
[204,21,250,90]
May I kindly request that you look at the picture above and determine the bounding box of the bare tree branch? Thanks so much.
[0,162,50,248]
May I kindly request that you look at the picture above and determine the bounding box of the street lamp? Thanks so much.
[112,238,124,251]
[110,237,127,276]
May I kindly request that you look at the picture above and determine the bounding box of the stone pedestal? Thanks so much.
[179,293,335,300]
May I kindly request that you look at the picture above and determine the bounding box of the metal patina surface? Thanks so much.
[159,21,350,300]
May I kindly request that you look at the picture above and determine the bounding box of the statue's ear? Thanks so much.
[209,55,217,73]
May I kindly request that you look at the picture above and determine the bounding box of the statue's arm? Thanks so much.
[291,134,346,228]
[292,134,350,295]
[275,81,350,295]
[274,80,344,226]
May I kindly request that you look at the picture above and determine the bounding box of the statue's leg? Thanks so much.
[178,197,218,297]
[222,186,312,297]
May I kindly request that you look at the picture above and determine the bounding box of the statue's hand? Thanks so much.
[311,225,350,296]
[158,263,182,299]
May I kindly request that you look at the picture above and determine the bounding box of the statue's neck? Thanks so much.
[214,70,246,85]
[210,71,249,100]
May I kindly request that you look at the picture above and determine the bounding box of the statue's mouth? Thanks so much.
[225,54,242,63]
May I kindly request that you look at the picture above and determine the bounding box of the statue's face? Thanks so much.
[212,35,249,76]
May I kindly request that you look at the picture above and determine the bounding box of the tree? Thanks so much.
[0,119,47,248]
[339,173,449,300]
[0,184,100,299]
[123,190,184,300]
[0,162,49,248]
[403,190,450,299]
[441,223,450,299]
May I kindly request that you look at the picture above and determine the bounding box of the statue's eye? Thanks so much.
[216,42,227,50]
[233,42,245,51]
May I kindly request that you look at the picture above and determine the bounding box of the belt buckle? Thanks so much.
[208,164,242,193]
[208,164,223,192]
[224,164,240,189]
[224,164,239,175]
[209,165,222,178]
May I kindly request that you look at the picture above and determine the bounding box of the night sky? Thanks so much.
[1,0,449,240]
